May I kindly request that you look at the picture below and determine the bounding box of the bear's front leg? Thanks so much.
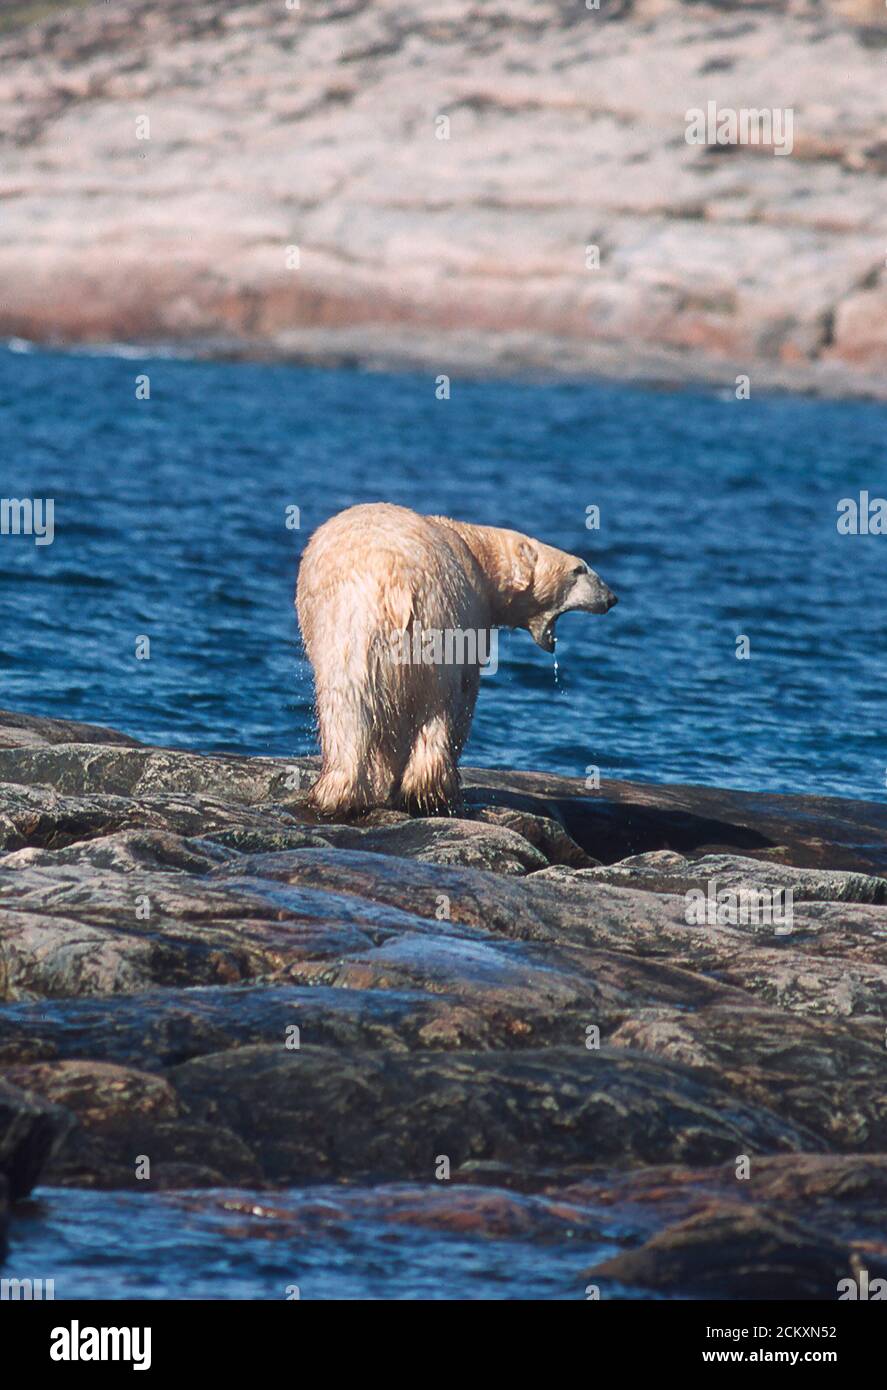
[397,714,462,816]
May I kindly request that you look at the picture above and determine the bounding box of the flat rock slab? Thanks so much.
[0,983,570,1068]
[0,712,143,751]
[463,770,887,876]
[586,850,887,905]
[166,1044,820,1186]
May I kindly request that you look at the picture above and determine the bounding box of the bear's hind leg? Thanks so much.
[309,690,397,818]
[397,714,461,816]
[309,762,373,818]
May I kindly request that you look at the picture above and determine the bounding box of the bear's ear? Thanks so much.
[511,540,536,591]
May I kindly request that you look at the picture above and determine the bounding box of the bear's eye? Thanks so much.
[571,564,586,576]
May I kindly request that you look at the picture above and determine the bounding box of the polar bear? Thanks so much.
[296,502,616,816]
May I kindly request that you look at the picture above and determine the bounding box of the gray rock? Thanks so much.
[0,710,143,751]
[587,851,887,904]
[168,1044,821,1185]
[0,1076,71,1201]
[0,705,884,1295]
[589,1205,872,1300]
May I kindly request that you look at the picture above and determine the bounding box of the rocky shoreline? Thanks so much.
[1,706,886,1297]
[0,0,886,398]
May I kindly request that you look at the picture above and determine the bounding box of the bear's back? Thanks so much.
[296,503,491,658]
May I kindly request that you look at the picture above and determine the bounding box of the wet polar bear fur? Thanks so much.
[296,502,617,817]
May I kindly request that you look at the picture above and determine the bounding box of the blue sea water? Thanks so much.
[10,1185,641,1302]
[1,344,886,799]
[2,344,886,1300]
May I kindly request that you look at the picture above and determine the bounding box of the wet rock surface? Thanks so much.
[1,707,886,1296]
[0,1075,71,1202]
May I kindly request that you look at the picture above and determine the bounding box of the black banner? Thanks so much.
[4,1298,883,1375]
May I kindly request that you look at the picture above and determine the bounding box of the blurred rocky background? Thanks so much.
[0,0,884,394]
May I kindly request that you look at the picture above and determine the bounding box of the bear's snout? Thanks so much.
[570,568,618,615]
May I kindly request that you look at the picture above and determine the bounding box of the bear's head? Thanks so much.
[432,517,617,652]
[502,532,617,652]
